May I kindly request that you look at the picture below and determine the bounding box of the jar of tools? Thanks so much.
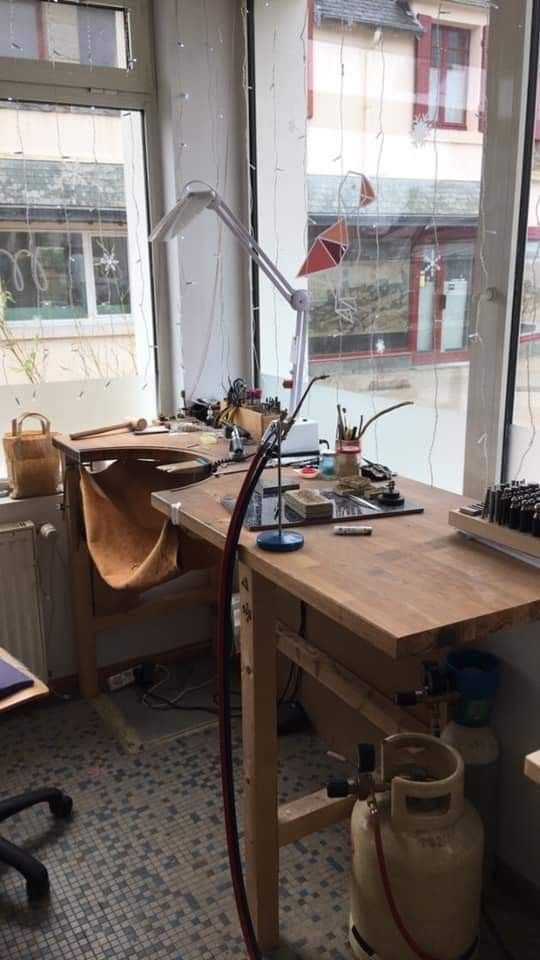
[335,439,361,479]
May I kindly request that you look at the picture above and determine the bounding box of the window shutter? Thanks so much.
[478,25,488,133]
[414,15,433,120]
[307,0,314,120]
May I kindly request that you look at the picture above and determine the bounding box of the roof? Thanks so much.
[308,173,480,225]
[0,158,126,221]
[315,0,424,35]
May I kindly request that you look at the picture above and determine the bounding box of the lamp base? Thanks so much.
[256,530,304,553]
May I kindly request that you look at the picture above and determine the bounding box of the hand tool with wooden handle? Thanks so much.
[69,418,148,441]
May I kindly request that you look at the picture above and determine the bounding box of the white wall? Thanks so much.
[254,0,309,383]
[153,0,251,404]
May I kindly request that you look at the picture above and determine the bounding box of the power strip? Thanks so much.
[107,667,138,692]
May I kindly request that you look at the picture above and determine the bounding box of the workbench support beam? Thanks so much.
[239,564,280,953]
[276,621,426,736]
[278,790,355,847]
[64,464,99,699]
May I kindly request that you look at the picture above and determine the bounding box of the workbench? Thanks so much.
[152,469,540,952]
[54,430,233,697]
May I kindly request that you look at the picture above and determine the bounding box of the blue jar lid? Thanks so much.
[446,649,499,726]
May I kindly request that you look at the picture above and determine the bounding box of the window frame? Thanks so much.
[0,224,132,328]
[0,0,175,419]
[0,0,152,96]
[428,24,470,131]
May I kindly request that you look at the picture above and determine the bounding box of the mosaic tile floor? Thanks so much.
[0,698,538,959]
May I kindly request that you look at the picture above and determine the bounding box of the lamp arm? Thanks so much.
[212,196,297,305]
[211,194,310,404]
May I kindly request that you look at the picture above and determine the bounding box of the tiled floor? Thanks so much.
[0,698,538,959]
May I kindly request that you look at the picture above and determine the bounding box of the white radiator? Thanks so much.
[0,521,47,680]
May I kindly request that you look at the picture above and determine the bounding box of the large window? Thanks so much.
[254,0,491,493]
[506,65,540,479]
[0,0,157,474]
[254,0,535,497]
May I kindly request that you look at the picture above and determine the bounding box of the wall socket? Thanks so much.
[107,667,138,692]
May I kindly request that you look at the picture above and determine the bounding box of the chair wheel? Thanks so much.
[26,871,49,901]
[49,793,73,819]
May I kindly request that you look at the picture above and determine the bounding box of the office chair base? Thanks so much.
[0,835,50,900]
[0,788,73,823]
[0,788,73,900]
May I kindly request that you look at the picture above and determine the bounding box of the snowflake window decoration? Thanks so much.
[95,242,119,277]
[411,114,431,149]
[421,252,441,282]
[375,337,386,355]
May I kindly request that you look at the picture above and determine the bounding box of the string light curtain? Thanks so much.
[0,1,156,472]
[254,0,492,494]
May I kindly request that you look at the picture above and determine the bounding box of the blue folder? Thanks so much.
[0,659,34,701]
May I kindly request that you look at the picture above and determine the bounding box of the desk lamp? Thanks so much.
[150,179,310,413]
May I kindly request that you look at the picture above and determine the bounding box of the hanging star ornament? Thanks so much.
[297,219,349,277]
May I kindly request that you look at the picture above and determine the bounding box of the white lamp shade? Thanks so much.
[149,189,215,242]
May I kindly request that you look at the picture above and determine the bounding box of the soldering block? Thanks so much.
[256,477,300,497]
[284,488,333,519]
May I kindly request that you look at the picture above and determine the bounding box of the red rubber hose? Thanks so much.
[216,443,270,960]
[371,807,441,960]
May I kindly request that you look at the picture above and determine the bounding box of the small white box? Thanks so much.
[281,419,319,456]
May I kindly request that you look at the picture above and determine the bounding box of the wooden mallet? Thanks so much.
[69,418,148,441]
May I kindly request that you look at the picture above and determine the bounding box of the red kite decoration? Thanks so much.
[297,218,349,278]
[359,173,376,207]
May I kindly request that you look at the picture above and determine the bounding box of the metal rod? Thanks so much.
[277,419,283,540]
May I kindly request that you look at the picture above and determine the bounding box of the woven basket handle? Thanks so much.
[11,412,51,437]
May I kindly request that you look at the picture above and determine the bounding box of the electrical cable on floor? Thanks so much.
[143,664,217,711]
[142,690,221,715]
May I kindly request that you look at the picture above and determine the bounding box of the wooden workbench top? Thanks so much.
[152,472,540,659]
[53,429,231,465]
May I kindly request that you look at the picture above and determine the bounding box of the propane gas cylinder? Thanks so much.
[343,735,483,960]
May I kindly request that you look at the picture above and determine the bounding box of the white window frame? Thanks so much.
[463,0,533,497]
[0,0,153,97]
[0,0,175,416]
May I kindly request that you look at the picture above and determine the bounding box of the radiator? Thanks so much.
[0,521,47,680]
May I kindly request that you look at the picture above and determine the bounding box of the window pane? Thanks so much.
[0,0,128,69]
[255,0,489,493]
[445,65,467,124]
[0,101,156,472]
[0,231,87,321]
[92,236,131,315]
[507,65,540,477]
[428,66,441,123]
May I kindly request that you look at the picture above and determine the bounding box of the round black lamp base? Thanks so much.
[256,530,304,553]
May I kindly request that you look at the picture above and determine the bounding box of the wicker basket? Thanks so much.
[3,412,60,499]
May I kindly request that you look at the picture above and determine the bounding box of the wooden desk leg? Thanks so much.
[64,465,99,699]
[239,563,279,952]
